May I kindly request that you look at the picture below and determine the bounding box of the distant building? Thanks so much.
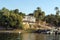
[22,15,36,25]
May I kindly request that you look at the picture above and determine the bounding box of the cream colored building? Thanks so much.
[23,15,36,25]
[22,15,36,30]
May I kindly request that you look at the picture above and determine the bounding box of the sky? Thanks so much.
[0,0,60,15]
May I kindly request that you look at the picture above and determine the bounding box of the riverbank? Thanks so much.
[0,29,37,33]
[0,29,25,33]
[0,29,60,35]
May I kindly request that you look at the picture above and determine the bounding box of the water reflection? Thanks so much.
[22,33,46,40]
[46,34,60,40]
[0,33,60,40]
[0,33,22,40]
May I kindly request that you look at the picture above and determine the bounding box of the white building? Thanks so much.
[23,15,36,25]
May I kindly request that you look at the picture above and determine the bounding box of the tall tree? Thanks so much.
[0,7,24,29]
[14,9,19,14]
[33,7,45,21]
[55,7,60,16]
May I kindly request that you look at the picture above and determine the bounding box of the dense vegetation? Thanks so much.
[0,7,25,29]
[33,7,60,27]
[44,7,60,27]
[0,7,60,30]
[29,7,60,27]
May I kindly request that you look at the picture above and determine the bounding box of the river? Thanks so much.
[0,33,60,40]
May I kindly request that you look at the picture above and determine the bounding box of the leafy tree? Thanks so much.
[19,12,25,17]
[0,7,24,29]
[33,7,45,21]
[44,7,60,27]
[14,9,19,14]
[28,13,33,16]
[55,7,60,16]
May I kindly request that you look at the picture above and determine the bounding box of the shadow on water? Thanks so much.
[0,33,22,40]
[46,34,60,40]
[0,33,60,40]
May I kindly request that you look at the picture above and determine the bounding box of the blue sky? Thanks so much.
[0,0,60,15]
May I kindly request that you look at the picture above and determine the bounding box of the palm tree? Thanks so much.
[55,7,60,16]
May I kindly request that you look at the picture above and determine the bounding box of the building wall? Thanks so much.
[22,16,36,29]
[23,16,36,23]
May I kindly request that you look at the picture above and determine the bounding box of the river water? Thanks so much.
[0,33,60,40]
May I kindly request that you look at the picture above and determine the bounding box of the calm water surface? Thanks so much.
[0,33,60,40]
